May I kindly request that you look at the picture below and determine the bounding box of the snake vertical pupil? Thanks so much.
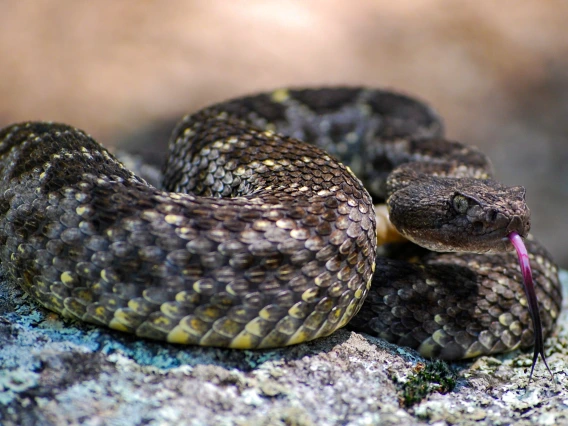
[452,195,469,214]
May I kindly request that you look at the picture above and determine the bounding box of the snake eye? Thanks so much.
[452,194,469,214]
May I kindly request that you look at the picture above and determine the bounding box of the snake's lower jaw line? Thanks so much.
[402,227,516,254]
[500,236,516,252]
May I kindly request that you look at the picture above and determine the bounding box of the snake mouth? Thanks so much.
[506,215,530,238]
[478,214,530,252]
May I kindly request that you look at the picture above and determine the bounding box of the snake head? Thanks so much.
[387,174,530,253]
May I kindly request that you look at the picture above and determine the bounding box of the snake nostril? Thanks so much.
[488,209,498,222]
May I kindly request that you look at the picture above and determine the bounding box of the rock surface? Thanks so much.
[1,267,567,426]
[1,1,568,268]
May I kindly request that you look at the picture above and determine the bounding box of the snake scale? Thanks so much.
[0,88,562,368]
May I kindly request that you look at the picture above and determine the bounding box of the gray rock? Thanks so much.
[1,269,567,426]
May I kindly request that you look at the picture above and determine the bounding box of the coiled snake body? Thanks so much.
[0,88,561,363]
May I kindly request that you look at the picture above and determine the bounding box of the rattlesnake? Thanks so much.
[0,88,561,380]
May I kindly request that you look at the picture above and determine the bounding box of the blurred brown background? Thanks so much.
[1,1,567,266]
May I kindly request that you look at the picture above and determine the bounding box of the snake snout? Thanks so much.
[501,185,530,237]
[507,215,530,237]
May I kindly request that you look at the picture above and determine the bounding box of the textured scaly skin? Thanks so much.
[0,88,561,359]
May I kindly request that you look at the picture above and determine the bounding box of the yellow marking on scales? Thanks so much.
[128,299,142,312]
[258,307,274,321]
[181,317,209,336]
[109,317,130,332]
[271,88,290,103]
[225,284,237,296]
[152,316,172,327]
[301,287,319,303]
[160,302,179,317]
[287,329,310,346]
[167,325,191,344]
[165,214,185,225]
[287,302,306,319]
[229,331,256,349]
[245,318,265,336]
[418,338,438,358]
[60,272,74,285]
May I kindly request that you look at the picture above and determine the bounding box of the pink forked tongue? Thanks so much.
[508,232,554,385]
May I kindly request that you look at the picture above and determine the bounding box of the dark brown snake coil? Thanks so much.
[0,88,562,362]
